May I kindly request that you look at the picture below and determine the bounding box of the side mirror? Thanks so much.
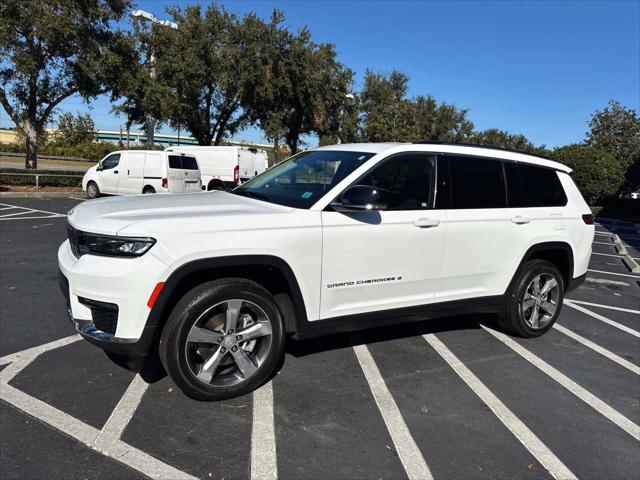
[96,163,103,171]
[331,185,388,212]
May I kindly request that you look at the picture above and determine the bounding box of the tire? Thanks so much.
[501,259,565,338]
[207,179,226,191]
[143,186,156,194]
[86,181,100,199]
[159,278,285,401]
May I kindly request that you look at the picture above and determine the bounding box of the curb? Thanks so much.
[612,234,640,273]
[0,192,86,199]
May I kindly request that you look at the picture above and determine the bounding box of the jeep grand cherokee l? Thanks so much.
[58,143,594,400]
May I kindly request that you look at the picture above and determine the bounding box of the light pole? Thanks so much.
[130,10,177,149]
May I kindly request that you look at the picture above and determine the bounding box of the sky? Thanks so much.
[2,0,638,148]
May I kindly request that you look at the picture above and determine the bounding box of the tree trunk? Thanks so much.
[22,122,38,169]
[145,115,156,148]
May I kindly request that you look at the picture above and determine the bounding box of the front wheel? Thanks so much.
[501,259,564,337]
[159,278,285,401]
[86,181,100,199]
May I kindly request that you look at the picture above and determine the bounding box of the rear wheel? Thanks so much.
[501,259,564,337]
[159,278,285,401]
[86,181,100,199]
[143,186,156,194]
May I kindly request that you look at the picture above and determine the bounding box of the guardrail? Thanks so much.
[0,172,84,188]
[0,151,94,162]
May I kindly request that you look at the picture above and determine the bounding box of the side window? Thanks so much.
[168,155,182,169]
[357,154,436,210]
[505,163,567,207]
[449,155,506,209]
[181,156,198,170]
[101,153,121,170]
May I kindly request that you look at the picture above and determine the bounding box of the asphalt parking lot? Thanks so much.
[1,197,639,480]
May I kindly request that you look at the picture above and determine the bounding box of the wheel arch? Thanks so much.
[142,185,156,193]
[511,241,574,292]
[147,255,308,339]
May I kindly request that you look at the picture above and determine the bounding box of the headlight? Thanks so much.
[77,232,156,258]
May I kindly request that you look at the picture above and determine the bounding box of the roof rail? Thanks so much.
[412,141,552,160]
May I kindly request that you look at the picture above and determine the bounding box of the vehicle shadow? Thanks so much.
[107,313,506,388]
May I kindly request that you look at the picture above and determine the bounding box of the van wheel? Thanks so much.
[143,186,156,194]
[86,181,100,199]
[501,259,564,338]
[159,278,285,401]
[207,179,226,191]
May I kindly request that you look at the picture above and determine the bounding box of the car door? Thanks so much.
[167,155,186,193]
[97,153,121,194]
[435,154,527,302]
[179,155,202,192]
[118,152,145,194]
[320,152,447,319]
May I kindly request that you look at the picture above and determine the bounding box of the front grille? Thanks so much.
[67,222,81,258]
[78,297,119,335]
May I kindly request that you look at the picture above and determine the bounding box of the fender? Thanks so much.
[505,241,575,295]
[146,254,308,331]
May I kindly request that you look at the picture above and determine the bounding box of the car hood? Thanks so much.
[67,191,293,235]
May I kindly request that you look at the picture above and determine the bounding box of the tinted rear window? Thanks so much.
[168,155,198,170]
[505,163,567,207]
[449,155,506,209]
[181,156,198,170]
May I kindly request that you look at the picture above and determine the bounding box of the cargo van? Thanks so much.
[82,150,202,198]
[165,146,269,191]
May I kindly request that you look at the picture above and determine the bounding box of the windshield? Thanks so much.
[233,150,375,208]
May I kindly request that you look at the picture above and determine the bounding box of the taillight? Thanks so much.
[582,213,594,225]
[162,178,168,188]
[233,165,239,184]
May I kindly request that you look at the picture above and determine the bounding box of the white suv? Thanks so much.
[59,143,594,400]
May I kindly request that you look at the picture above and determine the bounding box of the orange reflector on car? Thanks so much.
[147,282,165,308]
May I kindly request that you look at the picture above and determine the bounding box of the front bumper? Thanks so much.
[58,239,168,356]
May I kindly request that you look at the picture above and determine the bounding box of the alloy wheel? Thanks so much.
[520,273,560,329]
[184,299,273,387]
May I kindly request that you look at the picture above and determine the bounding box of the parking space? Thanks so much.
[1,198,639,479]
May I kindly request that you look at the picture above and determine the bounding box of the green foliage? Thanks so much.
[0,0,130,167]
[0,168,82,187]
[552,144,624,203]
[55,112,96,145]
[587,100,640,190]
[359,70,474,143]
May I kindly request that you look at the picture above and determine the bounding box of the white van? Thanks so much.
[83,150,202,198]
[165,146,269,191]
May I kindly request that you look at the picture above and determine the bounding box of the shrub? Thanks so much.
[0,168,83,187]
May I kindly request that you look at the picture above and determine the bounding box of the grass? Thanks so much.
[0,155,95,169]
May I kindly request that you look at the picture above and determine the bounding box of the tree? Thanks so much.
[110,19,175,148]
[156,4,257,146]
[471,128,548,154]
[0,0,130,168]
[359,70,474,143]
[55,112,95,145]
[552,144,624,204]
[586,100,640,190]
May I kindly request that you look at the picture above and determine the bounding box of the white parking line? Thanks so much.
[424,334,577,480]
[594,231,613,236]
[564,301,640,338]
[1,383,196,479]
[483,326,640,441]
[564,299,640,315]
[0,203,66,220]
[592,252,623,258]
[353,343,433,480]
[588,269,640,279]
[593,241,616,246]
[251,381,277,480]
[95,374,149,445]
[553,324,640,375]
[0,339,197,480]
[0,335,80,367]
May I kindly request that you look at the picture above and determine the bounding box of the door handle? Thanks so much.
[127,170,130,175]
[113,170,118,174]
[413,218,440,228]
[511,215,532,224]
